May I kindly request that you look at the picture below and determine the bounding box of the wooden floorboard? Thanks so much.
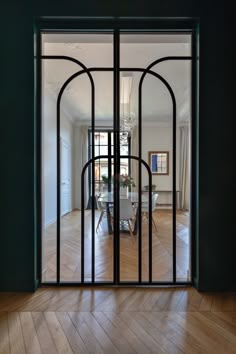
[1,288,236,353]
[42,209,191,283]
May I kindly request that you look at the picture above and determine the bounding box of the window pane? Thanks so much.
[101,165,108,178]
[120,158,129,175]
[94,132,100,145]
[100,146,108,155]
[99,132,108,145]
[95,146,99,157]
[120,144,128,155]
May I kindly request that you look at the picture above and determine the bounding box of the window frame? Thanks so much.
[88,128,131,195]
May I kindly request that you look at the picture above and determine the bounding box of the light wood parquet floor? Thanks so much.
[1,287,236,353]
[43,209,190,283]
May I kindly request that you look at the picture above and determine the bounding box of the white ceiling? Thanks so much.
[42,33,192,125]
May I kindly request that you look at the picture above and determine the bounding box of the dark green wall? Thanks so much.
[0,1,232,292]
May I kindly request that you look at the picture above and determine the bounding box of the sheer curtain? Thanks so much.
[131,126,138,191]
[179,125,190,210]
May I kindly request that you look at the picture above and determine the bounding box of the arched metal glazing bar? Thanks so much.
[81,155,153,284]
[138,56,192,283]
[40,56,95,284]
[41,55,94,74]
[140,56,192,85]
[40,56,189,284]
[49,66,179,284]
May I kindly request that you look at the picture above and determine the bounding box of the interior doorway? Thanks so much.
[39,21,195,286]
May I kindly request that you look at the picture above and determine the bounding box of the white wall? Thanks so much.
[141,124,181,205]
[42,89,74,226]
[72,123,189,209]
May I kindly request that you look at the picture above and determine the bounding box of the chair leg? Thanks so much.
[96,211,104,232]
[128,220,135,243]
[152,216,158,233]
[110,215,114,232]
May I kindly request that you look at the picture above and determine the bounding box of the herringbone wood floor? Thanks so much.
[1,287,236,353]
[43,209,190,283]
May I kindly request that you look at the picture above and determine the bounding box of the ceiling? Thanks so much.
[42,33,192,125]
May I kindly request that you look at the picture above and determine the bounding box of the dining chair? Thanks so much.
[141,193,158,233]
[95,194,107,232]
[110,198,136,242]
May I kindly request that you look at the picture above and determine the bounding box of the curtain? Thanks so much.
[179,125,189,210]
[80,125,89,209]
[131,126,138,192]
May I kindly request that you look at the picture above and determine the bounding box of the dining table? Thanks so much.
[98,191,149,235]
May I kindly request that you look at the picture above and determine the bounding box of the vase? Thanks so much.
[120,186,128,198]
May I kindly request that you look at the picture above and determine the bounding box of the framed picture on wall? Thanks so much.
[148,151,169,175]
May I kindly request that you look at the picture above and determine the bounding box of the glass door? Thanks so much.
[40,27,192,286]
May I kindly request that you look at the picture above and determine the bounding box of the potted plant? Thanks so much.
[101,175,109,191]
[101,175,109,184]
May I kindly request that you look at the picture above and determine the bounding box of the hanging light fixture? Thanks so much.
[120,74,136,145]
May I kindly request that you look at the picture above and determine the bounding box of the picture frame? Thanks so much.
[148,151,169,175]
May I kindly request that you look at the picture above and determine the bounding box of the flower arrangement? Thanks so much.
[119,174,136,188]
[101,174,136,188]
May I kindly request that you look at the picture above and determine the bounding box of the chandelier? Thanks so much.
[120,112,136,147]
[120,74,136,145]
[120,111,136,132]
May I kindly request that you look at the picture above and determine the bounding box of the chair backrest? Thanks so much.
[119,199,135,220]
[95,194,106,211]
[152,193,158,211]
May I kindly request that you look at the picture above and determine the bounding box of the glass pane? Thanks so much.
[120,32,191,282]
[100,165,108,178]
[119,158,139,282]
[41,30,192,286]
[176,98,191,281]
[41,58,57,282]
[100,145,108,155]
[95,146,99,157]
[94,162,100,180]
[42,32,114,283]
[94,133,100,145]
[120,144,129,155]
[95,158,114,281]
[99,132,108,145]
[120,158,129,175]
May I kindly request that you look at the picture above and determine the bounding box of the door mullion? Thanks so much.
[113,29,120,284]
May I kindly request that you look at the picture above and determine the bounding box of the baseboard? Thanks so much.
[157,204,172,209]
[44,217,57,227]
[44,209,73,227]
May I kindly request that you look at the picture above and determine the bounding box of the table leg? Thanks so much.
[106,203,113,235]
[133,209,138,235]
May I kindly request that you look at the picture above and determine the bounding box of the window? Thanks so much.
[88,130,130,194]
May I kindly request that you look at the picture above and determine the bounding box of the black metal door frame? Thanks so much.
[36,17,198,286]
